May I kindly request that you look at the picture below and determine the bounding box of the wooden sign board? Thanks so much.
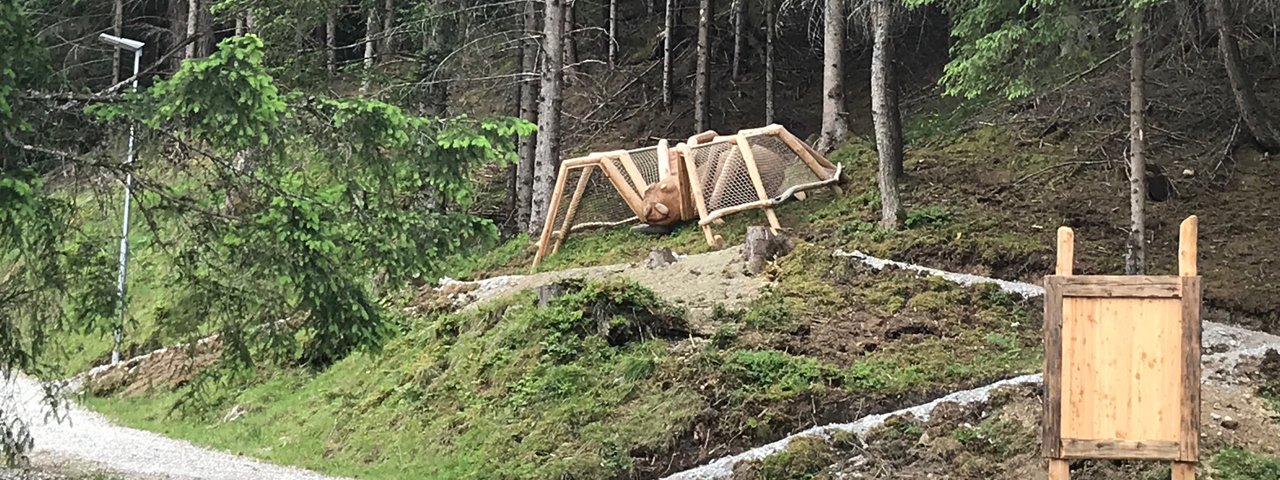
[1043,216,1201,480]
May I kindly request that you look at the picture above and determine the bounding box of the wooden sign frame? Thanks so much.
[1043,216,1201,480]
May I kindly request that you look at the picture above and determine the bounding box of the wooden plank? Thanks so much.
[657,138,671,179]
[1180,215,1198,277]
[1057,227,1074,275]
[596,154,646,218]
[1061,439,1181,461]
[1043,276,1065,459]
[1180,276,1202,462]
[1048,459,1070,480]
[680,143,721,247]
[688,130,719,146]
[736,136,781,233]
[551,165,594,255]
[616,150,649,193]
[531,162,574,270]
[777,129,838,179]
[1061,297,1183,443]
[1055,275,1182,298]
[1172,461,1196,480]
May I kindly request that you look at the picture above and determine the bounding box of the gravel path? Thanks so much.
[1,375,346,480]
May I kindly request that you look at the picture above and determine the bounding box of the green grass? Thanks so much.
[89,280,706,479]
[1213,449,1280,480]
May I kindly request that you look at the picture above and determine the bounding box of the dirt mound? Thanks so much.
[82,337,221,397]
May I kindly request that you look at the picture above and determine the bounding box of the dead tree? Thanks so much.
[1126,4,1148,274]
[326,12,337,74]
[731,0,743,79]
[816,0,848,152]
[1207,0,1280,153]
[743,226,793,275]
[871,0,903,229]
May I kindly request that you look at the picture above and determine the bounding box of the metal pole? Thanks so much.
[112,47,142,365]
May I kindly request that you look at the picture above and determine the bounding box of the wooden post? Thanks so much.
[657,138,672,179]
[616,150,649,192]
[1179,215,1197,276]
[737,136,782,232]
[775,129,842,195]
[680,143,723,247]
[532,162,574,270]
[1057,226,1075,275]
[1177,215,1200,480]
[597,154,646,218]
[552,165,594,254]
[1047,226,1073,480]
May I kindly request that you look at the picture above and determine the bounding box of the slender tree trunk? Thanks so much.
[326,12,337,74]
[382,0,394,55]
[1208,0,1280,153]
[168,0,187,70]
[563,0,577,70]
[1126,6,1148,275]
[113,0,122,83]
[529,0,566,234]
[871,0,902,229]
[816,0,848,152]
[765,0,775,124]
[694,0,711,131]
[362,6,378,93]
[517,0,539,228]
[197,1,213,56]
[608,0,617,67]
[185,0,198,59]
[236,17,245,36]
[731,0,743,79]
[663,0,675,109]
[245,10,256,32]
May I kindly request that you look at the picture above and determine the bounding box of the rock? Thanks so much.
[645,247,679,269]
[1211,412,1223,421]
[222,404,251,423]
[1183,168,1196,177]
[1221,417,1239,430]
[536,282,570,307]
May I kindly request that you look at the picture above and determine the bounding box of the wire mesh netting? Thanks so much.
[627,147,664,188]
[745,134,835,200]
[549,164,637,235]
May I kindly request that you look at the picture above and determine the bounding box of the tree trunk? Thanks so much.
[608,0,617,67]
[694,0,711,131]
[236,17,245,36]
[1126,6,1147,275]
[731,0,743,79]
[529,0,566,234]
[517,0,539,229]
[326,12,337,74]
[563,0,577,70]
[168,0,187,70]
[663,0,675,109]
[362,6,378,93]
[185,0,198,59]
[197,1,213,56]
[113,0,122,83]
[1208,0,1280,153]
[765,0,774,124]
[871,0,903,229]
[382,0,394,55]
[816,0,848,152]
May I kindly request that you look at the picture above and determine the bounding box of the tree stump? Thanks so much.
[646,247,679,269]
[742,226,794,275]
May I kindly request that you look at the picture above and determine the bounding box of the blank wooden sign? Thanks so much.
[1043,216,1201,480]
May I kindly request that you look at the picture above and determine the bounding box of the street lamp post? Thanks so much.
[99,33,144,365]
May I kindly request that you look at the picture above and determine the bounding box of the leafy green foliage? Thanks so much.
[1213,449,1280,480]
[83,36,534,371]
[904,0,1117,99]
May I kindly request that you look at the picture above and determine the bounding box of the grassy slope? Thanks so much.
[85,115,1280,477]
